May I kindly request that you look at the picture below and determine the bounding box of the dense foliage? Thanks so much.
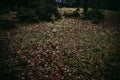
[83,9,104,24]
[0,19,16,29]
[16,8,39,23]
[35,5,61,21]
[16,5,61,22]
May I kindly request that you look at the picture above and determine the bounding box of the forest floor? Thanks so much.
[0,8,120,80]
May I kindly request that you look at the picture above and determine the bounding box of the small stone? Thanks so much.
[52,51,56,54]
[52,27,57,33]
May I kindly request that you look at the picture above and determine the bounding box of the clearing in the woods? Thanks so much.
[0,8,120,80]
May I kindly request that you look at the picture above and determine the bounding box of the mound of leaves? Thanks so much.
[63,10,80,18]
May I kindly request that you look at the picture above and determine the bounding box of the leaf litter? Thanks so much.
[0,18,119,80]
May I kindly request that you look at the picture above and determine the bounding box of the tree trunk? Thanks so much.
[76,0,80,11]
[83,0,88,14]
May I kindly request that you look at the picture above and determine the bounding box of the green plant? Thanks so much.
[63,12,72,18]
[0,19,16,30]
[71,10,80,17]
[84,9,104,24]
[35,5,61,21]
[16,5,61,22]
[16,8,39,23]
[0,7,10,15]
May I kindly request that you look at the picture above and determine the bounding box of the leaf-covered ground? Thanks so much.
[0,10,120,80]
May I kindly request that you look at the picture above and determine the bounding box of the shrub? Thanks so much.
[84,9,104,24]
[0,8,10,15]
[63,12,72,18]
[35,5,61,21]
[16,8,39,23]
[71,10,80,17]
[0,19,16,30]
[16,5,61,22]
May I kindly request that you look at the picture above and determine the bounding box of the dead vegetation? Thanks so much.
[0,8,120,80]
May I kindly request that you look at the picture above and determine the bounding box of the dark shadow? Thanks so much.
[0,39,18,80]
[102,30,120,80]
[0,19,16,30]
